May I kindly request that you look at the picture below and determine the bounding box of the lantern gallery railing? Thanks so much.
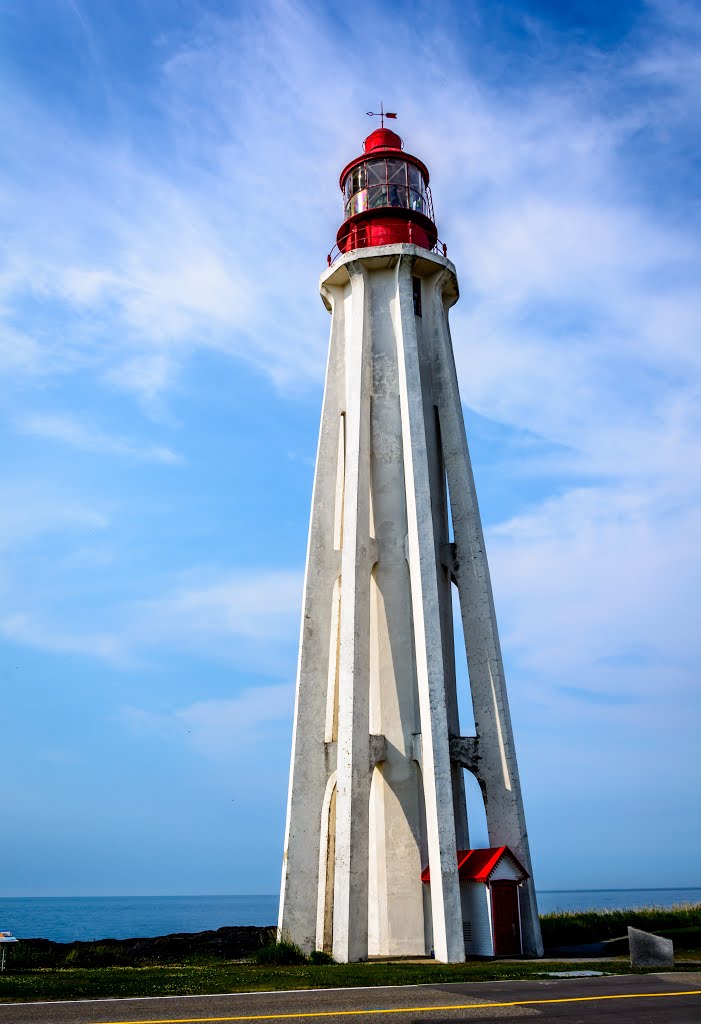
[327,229,448,267]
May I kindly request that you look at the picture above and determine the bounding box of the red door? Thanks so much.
[491,882,521,956]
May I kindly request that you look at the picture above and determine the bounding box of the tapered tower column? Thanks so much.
[429,277,543,956]
[279,125,543,962]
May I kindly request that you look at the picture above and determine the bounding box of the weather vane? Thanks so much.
[366,102,397,129]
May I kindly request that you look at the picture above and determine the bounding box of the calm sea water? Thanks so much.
[1,890,699,943]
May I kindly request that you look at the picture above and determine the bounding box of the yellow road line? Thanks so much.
[92,988,701,1024]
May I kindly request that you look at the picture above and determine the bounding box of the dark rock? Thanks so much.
[17,925,275,966]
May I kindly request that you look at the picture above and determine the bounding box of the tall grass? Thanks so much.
[540,901,701,947]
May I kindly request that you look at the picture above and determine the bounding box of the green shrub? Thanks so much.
[64,945,134,967]
[308,949,335,964]
[248,939,307,965]
[3,942,47,970]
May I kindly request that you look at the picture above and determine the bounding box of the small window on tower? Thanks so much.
[413,277,422,317]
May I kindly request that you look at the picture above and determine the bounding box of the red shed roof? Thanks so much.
[421,846,528,884]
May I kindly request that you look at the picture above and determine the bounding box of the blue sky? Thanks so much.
[1,0,699,897]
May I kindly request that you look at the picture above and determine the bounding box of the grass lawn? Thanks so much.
[540,903,701,947]
[0,956,698,1004]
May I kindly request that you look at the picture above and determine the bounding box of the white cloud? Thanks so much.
[105,353,177,419]
[0,612,120,661]
[0,326,43,375]
[1,1,698,665]
[135,570,303,646]
[121,682,294,760]
[0,480,109,553]
[165,573,301,625]
[1,0,699,701]
[0,567,303,669]
[488,485,701,683]
[1,0,695,414]
[16,412,182,463]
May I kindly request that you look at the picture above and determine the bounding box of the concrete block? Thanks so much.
[628,926,674,968]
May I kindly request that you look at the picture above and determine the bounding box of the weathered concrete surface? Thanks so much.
[332,260,372,965]
[279,242,542,963]
[629,926,675,967]
[277,250,346,955]
[428,271,542,958]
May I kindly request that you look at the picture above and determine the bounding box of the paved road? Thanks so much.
[0,971,699,1024]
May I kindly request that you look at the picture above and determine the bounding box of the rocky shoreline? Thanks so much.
[17,925,275,965]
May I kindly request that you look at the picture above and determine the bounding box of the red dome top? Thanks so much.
[363,127,403,153]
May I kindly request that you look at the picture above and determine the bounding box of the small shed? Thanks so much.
[421,846,529,957]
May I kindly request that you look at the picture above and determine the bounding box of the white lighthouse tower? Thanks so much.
[278,122,543,964]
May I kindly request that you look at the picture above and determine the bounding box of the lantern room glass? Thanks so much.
[343,158,428,220]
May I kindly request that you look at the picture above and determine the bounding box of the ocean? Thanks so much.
[1,889,700,943]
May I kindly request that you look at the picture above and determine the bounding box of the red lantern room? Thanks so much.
[335,127,438,257]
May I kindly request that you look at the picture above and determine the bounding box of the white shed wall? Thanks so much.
[463,883,493,957]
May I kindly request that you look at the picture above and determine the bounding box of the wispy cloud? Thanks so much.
[0,567,303,669]
[121,682,294,760]
[0,612,120,661]
[0,480,108,554]
[2,0,698,688]
[1,0,699,701]
[16,412,182,463]
[0,326,44,375]
[141,571,303,639]
[487,484,701,710]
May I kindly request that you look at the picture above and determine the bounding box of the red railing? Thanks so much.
[327,229,448,267]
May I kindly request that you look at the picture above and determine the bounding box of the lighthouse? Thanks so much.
[278,123,543,964]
